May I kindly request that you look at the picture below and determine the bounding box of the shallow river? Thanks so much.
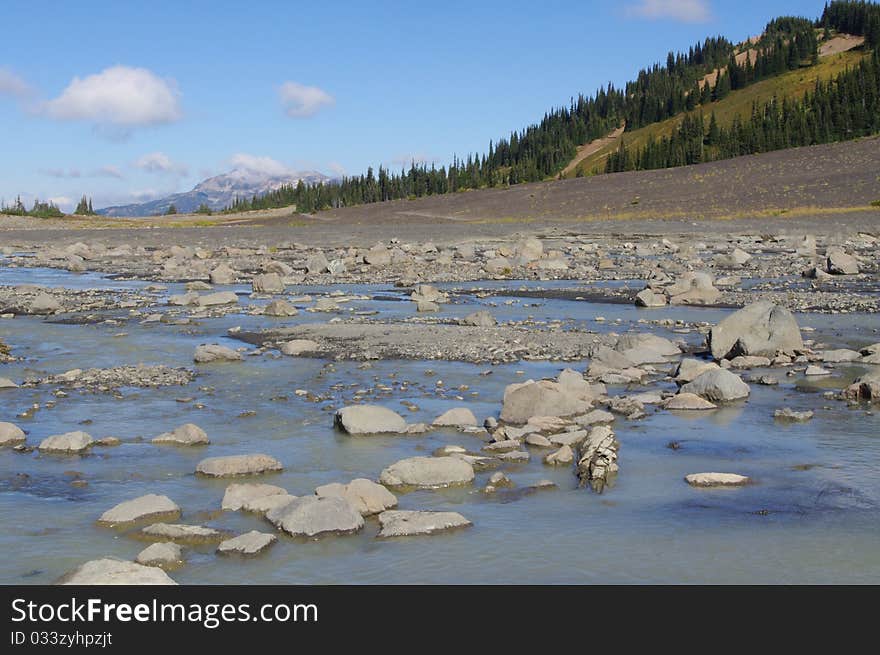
[1,266,879,584]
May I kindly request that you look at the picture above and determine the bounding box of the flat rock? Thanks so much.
[135,542,184,568]
[664,393,717,410]
[334,405,407,434]
[196,453,283,477]
[217,531,277,555]
[315,478,397,516]
[685,472,750,488]
[221,483,287,511]
[377,510,471,537]
[58,558,176,585]
[0,422,26,446]
[38,430,94,454]
[379,456,475,489]
[152,423,209,446]
[141,523,224,543]
[281,339,319,355]
[266,495,364,537]
[98,494,181,526]
[194,344,242,363]
[544,444,574,465]
[265,300,299,317]
[774,408,814,422]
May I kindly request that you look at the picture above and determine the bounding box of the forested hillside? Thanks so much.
[226,0,880,215]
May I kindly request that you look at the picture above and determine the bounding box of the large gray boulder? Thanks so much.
[379,456,475,488]
[266,495,364,537]
[826,248,859,275]
[314,478,397,516]
[264,299,299,317]
[334,405,407,435]
[98,494,181,526]
[377,510,472,537]
[29,292,62,315]
[194,343,243,363]
[195,454,283,477]
[152,423,209,446]
[38,430,94,453]
[252,273,285,294]
[680,368,750,402]
[306,252,330,274]
[708,302,803,360]
[209,263,236,284]
[433,407,478,428]
[500,380,589,424]
[58,558,177,585]
[460,310,496,327]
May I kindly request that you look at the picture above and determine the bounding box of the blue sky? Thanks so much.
[0,0,831,210]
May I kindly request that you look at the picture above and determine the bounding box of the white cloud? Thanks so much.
[626,0,711,23]
[94,165,124,179]
[229,153,292,176]
[48,196,73,210]
[40,165,125,179]
[129,188,163,202]
[44,66,182,127]
[0,68,32,98]
[133,151,188,176]
[279,81,334,118]
[42,168,81,178]
[327,162,347,177]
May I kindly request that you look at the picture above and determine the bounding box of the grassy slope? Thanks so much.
[566,48,868,178]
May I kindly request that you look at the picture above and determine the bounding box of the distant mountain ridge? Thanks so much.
[97,168,330,217]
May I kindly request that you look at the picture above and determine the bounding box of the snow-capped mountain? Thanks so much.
[97,168,331,217]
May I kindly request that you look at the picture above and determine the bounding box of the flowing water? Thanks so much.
[1,266,879,584]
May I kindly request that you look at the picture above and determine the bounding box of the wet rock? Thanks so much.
[635,288,667,308]
[804,365,830,376]
[377,510,471,537]
[58,558,176,585]
[195,453,283,477]
[500,380,589,424]
[194,343,243,363]
[685,472,750,487]
[98,494,181,526]
[38,430,94,454]
[280,339,319,355]
[334,405,407,435]
[252,273,285,294]
[152,423,209,446]
[774,408,814,421]
[844,371,880,402]
[217,531,277,555]
[0,422,25,446]
[141,523,224,544]
[433,407,478,428]
[709,302,803,360]
[664,393,717,410]
[544,444,573,465]
[136,542,184,569]
[315,478,397,516]
[680,369,750,402]
[266,495,364,537]
[264,299,299,317]
[379,456,475,489]
[222,483,287,511]
[576,426,619,493]
[826,248,859,275]
[460,310,497,327]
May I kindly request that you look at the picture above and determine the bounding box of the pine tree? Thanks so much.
[165,204,178,215]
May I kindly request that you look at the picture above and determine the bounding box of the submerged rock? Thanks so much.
[98,494,181,526]
[379,456,475,489]
[685,472,750,487]
[141,523,224,543]
[58,558,176,585]
[774,408,814,422]
[217,531,277,555]
[334,405,407,435]
[376,510,472,537]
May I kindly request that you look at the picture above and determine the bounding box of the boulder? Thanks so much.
[666,272,721,305]
[416,300,439,312]
[217,531,277,555]
[222,483,287,511]
[334,405,407,435]
[685,472,750,487]
[673,358,720,384]
[484,257,512,275]
[515,237,543,264]
[195,454,283,477]
[826,248,859,275]
[364,245,391,266]
[280,339,319,356]
[411,284,448,304]
[680,369,750,402]
[152,423,209,446]
[635,288,667,308]
[664,393,717,410]
[264,300,299,317]
[376,510,471,537]
[58,558,176,585]
[194,344,242,363]
[29,292,61,315]
[0,377,18,389]
[728,355,771,369]
[460,310,497,327]
[141,523,223,543]
[98,494,181,526]
[379,456,475,489]
[500,380,589,424]
[805,365,830,376]
[574,409,615,427]
[821,349,861,363]
[315,478,397,516]
[209,264,236,284]
[243,493,297,515]
[252,272,285,294]
[844,371,880,402]
[306,252,330,274]
[433,408,478,428]
[576,426,619,494]
[774,408,814,422]
[0,422,25,446]
[38,430,94,454]
[266,495,364,537]
[544,444,574,465]
[709,302,803,360]
[135,542,183,568]
[196,291,238,307]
